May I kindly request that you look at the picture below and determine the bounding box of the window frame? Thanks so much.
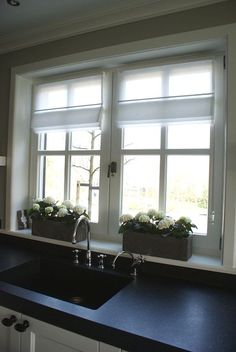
[108,55,225,256]
[10,50,225,254]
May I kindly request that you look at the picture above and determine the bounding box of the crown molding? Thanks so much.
[0,0,227,55]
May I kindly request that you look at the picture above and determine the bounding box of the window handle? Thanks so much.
[107,162,117,177]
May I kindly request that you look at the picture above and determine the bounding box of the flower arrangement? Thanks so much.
[29,196,88,223]
[119,209,197,238]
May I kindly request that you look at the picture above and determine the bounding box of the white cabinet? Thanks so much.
[21,315,99,352]
[0,306,128,352]
[0,306,21,352]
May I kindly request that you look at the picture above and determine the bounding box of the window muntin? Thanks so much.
[121,124,211,235]
[37,130,101,222]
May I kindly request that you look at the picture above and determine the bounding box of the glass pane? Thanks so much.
[71,130,101,150]
[122,155,160,215]
[70,76,102,106]
[39,132,66,151]
[119,68,162,100]
[35,83,67,110]
[70,156,100,222]
[167,124,211,149]
[166,155,209,234]
[41,156,65,201]
[123,126,161,149]
[169,61,212,96]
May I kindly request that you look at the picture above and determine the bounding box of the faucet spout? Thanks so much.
[112,251,144,276]
[72,215,91,267]
[112,250,134,269]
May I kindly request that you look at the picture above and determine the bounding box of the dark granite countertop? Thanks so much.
[0,235,236,352]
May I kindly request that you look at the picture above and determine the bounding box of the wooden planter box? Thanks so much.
[123,231,192,261]
[31,218,86,243]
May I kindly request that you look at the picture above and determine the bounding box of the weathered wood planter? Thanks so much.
[123,231,192,261]
[31,218,86,243]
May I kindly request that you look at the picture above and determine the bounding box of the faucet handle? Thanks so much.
[131,255,145,276]
[97,254,107,269]
[72,249,81,264]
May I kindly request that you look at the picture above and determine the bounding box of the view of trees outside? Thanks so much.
[41,121,210,235]
[40,130,101,222]
[122,124,210,235]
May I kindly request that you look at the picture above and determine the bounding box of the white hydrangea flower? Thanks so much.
[34,198,43,203]
[58,207,68,217]
[158,217,175,230]
[45,206,53,214]
[119,214,133,223]
[62,200,74,210]
[139,214,150,223]
[74,205,85,215]
[58,204,67,209]
[179,216,191,223]
[156,211,165,220]
[32,203,40,211]
[43,196,55,205]
[147,209,158,218]
[135,212,147,220]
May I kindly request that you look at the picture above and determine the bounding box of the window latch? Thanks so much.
[107,162,117,177]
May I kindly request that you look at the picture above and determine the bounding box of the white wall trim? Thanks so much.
[0,0,227,55]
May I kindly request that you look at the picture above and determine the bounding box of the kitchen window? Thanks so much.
[31,55,225,254]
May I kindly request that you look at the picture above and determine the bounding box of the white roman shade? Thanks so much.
[32,75,102,132]
[116,60,214,126]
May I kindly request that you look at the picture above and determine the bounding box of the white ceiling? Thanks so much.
[0,0,227,54]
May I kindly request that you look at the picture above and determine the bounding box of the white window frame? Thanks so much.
[30,54,225,253]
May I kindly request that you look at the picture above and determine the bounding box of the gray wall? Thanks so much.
[0,0,236,226]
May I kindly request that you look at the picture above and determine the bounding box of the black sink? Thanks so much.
[0,258,132,309]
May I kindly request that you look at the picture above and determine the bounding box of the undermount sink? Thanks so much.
[0,258,132,309]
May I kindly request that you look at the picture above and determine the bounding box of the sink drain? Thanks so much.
[70,296,84,304]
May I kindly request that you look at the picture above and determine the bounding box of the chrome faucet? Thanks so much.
[72,215,91,267]
[112,251,144,276]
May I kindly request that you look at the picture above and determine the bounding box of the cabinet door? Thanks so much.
[0,306,21,352]
[21,315,99,352]
[100,342,128,352]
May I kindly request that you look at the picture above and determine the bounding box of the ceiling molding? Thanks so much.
[0,0,227,55]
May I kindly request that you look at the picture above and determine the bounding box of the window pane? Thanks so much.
[169,61,212,96]
[119,68,162,100]
[41,156,65,201]
[70,156,100,222]
[122,155,160,215]
[123,126,161,149]
[70,76,102,106]
[71,130,101,150]
[35,83,67,110]
[166,155,209,234]
[39,132,66,151]
[167,124,211,149]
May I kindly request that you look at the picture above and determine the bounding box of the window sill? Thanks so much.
[0,229,223,272]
